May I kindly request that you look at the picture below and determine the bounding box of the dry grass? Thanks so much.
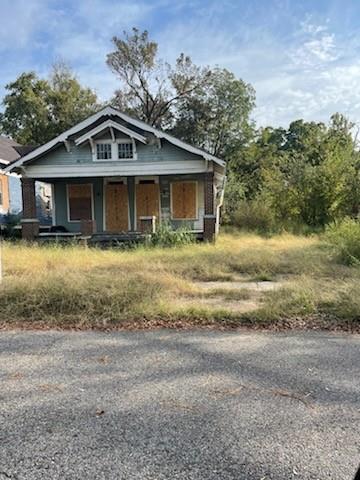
[1,231,359,331]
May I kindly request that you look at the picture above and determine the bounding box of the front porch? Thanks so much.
[21,172,220,242]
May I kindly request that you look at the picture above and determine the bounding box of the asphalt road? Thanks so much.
[0,330,359,480]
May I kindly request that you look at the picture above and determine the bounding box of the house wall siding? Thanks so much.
[51,174,206,233]
[53,178,103,232]
[33,140,203,166]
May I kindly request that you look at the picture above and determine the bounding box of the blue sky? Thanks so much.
[1,0,360,127]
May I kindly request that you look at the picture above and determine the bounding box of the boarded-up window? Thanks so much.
[67,184,93,221]
[171,182,197,220]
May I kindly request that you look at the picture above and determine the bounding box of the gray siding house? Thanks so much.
[6,107,226,241]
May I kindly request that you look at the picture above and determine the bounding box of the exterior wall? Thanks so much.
[53,178,103,233]
[32,140,203,167]
[50,174,207,234]
[26,128,223,236]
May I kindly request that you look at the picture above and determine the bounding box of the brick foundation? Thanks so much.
[203,172,216,242]
[21,220,39,241]
[21,177,39,240]
[203,215,216,242]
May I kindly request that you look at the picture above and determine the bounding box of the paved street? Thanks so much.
[0,330,359,479]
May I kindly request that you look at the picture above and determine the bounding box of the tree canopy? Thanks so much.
[107,28,255,156]
[226,114,360,230]
[0,63,99,145]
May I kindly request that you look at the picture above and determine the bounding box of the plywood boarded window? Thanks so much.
[67,184,93,221]
[171,181,197,220]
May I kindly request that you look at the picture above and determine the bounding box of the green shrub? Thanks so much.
[149,222,194,248]
[231,199,276,234]
[325,218,360,265]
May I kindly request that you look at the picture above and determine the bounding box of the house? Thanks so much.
[0,136,22,217]
[6,107,226,241]
[0,136,54,226]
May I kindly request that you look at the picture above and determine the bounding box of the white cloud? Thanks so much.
[2,0,360,130]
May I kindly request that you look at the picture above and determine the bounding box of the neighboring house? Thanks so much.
[0,136,53,223]
[6,107,226,241]
[0,136,22,217]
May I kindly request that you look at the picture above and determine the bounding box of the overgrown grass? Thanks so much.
[1,231,360,331]
[325,218,360,265]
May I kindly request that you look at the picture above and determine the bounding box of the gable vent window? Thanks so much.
[96,143,112,160]
[118,142,134,159]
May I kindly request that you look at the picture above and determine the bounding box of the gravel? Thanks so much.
[0,329,359,479]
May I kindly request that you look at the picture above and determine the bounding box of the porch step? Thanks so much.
[89,232,149,246]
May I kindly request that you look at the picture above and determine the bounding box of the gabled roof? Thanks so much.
[0,136,21,165]
[75,119,147,146]
[6,106,225,172]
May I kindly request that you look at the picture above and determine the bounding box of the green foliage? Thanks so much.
[229,113,360,232]
[107,29,255,154]
[171,68,255,157]
[222,172,246,222]
[325,218,360,265]
[149,222,194,248]
[0,63,99,145]
[230,198,276,234]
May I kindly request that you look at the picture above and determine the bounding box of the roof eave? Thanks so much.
[6,106,226,171]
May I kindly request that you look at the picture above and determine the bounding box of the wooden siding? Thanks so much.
[50,174,207,233]
[32,139,204,167]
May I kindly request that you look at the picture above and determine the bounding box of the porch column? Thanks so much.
[21,177,39,240]
[203,171,216,242]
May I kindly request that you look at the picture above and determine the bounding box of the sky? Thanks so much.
[1,0,360,128]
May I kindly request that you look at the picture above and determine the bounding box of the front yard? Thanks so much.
[1,231,360,331]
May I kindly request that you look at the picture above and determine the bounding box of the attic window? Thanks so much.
[96,143,112,160]
[118,142,134,159]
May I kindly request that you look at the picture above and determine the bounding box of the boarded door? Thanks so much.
[135,182,160,228]
[105,182,129,232]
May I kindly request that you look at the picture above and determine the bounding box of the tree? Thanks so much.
[0,64,99,145]
[226,114,360,229]
[107,28,211,128]
[0,72,51,145]
[171,68,255,158]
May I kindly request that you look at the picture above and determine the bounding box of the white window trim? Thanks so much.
[93,139,137,162]
[170,181,199,221]
[66,183,95,223]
